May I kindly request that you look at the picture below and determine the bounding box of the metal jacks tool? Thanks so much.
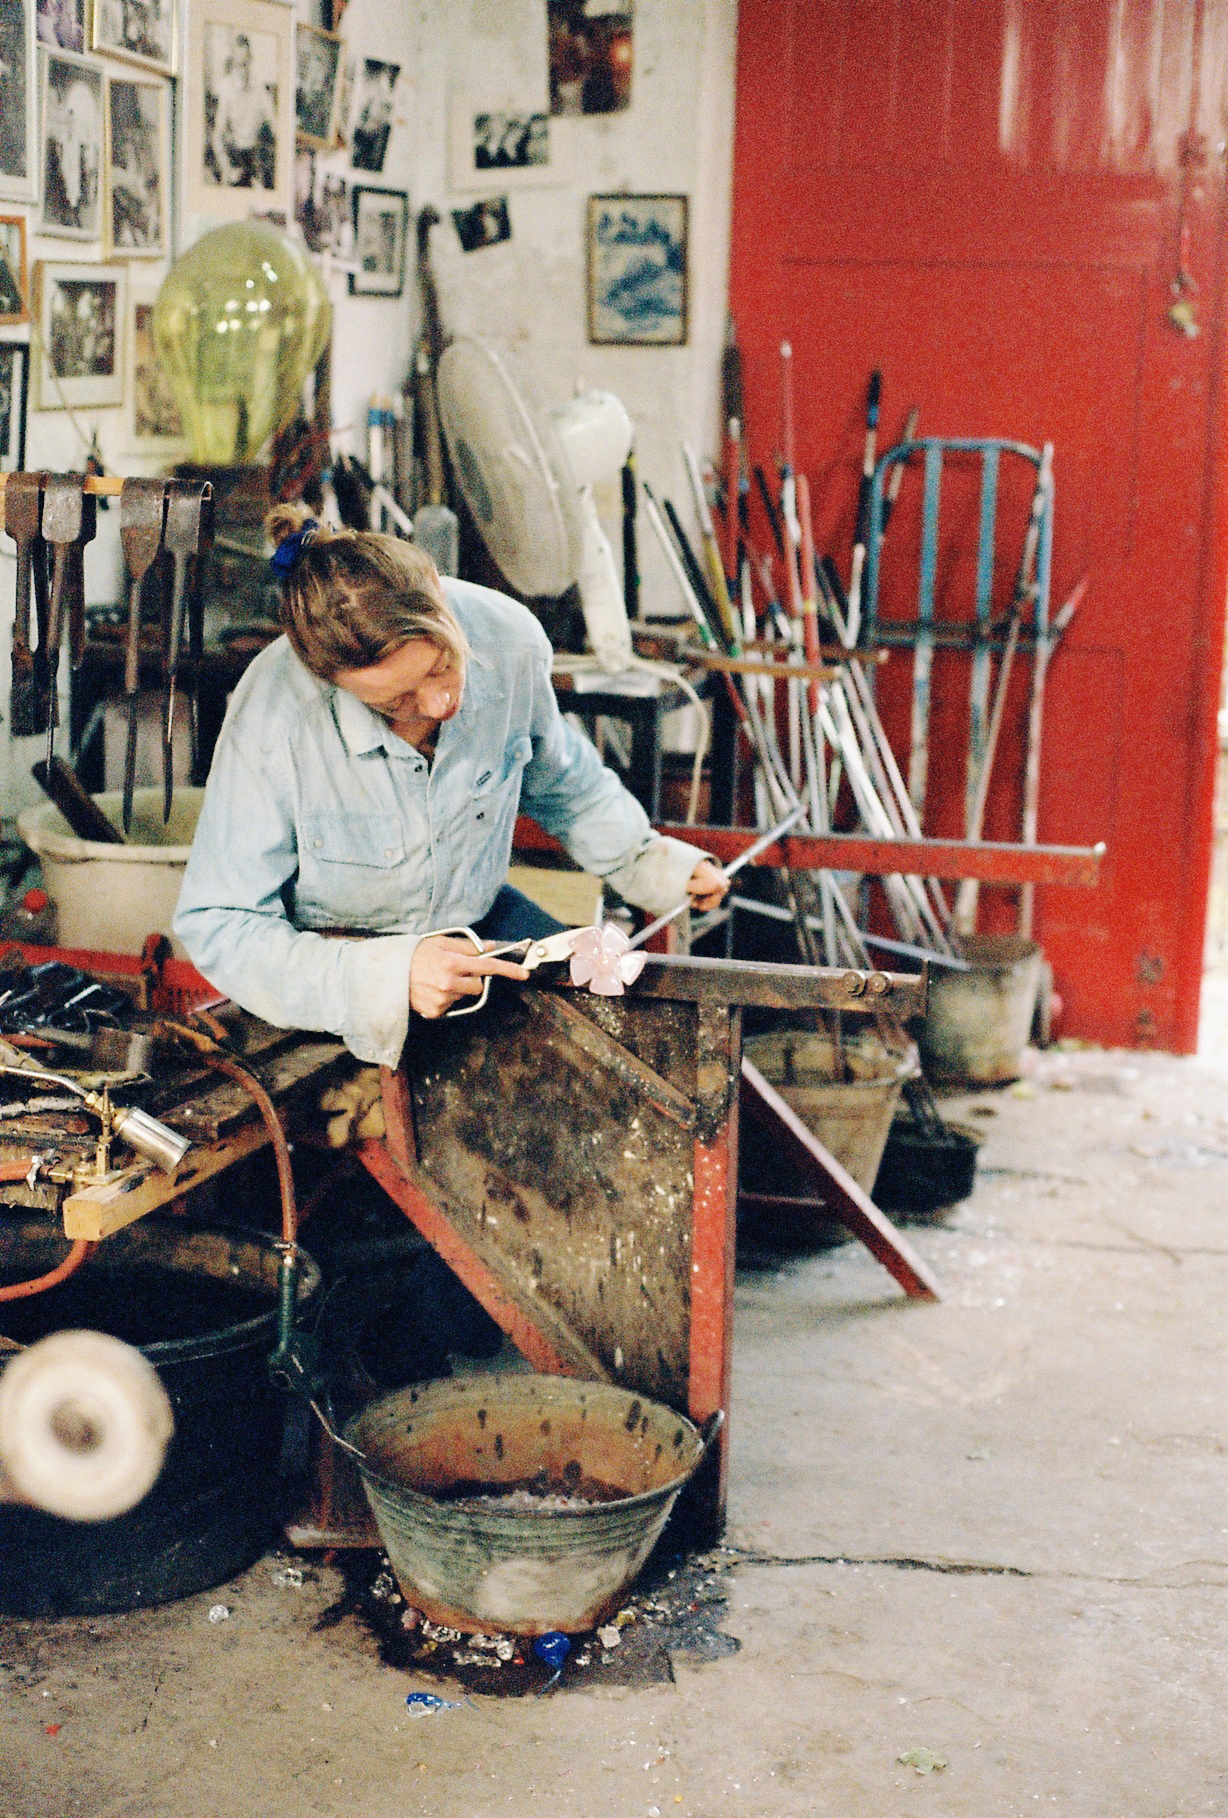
[5,471,49,738]
[118,479,168,835]
[161,481,213,821]
[39,475,96,773]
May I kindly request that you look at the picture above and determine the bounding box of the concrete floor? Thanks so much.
[3,1040,1228,1817]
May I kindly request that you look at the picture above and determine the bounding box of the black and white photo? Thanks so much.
[39,48,103,239]
[349,184,406,296]
[349,57,397,172]
[295,22,340,149]
[0,215,28,322]
[473,110,547,171]
[91,0,173,76]
[452,194,510,254]
[36,0,83,52]
[0,1,40,202]
[129,296,183,448]
[295,148,350,257]
[0,340,28,470]
[187,0,293,220]
[105,72,167,254]
[35,258,126,407]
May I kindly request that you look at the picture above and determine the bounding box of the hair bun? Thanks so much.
[265,501,322,549]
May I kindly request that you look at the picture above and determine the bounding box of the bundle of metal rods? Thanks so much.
[642,332,1073,981]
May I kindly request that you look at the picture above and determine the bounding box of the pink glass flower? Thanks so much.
[568,925,647,996]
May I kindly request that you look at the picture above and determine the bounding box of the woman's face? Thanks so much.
[334,637,463,739]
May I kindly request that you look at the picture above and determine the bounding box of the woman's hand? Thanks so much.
[685,859,730,914]
[409,935,530,1019]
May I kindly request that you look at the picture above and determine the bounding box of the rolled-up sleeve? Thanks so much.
[518,635,708,915]
[173,729,418,1067]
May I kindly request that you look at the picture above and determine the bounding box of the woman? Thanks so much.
[175,507,728,1068]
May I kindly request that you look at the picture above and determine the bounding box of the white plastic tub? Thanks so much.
[17,788,204,957]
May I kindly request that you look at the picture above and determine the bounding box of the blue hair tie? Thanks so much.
[271,520,318,576]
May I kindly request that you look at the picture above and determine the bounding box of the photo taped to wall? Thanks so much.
[106,72,167,253]
[472,110,547,170]
[349,57,397,172]
[548,0,632,116]
[452,194,510,254]
[587,193,687,345]
[40,47,104,239]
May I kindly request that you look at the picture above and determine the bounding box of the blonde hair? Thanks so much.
[265,502,468,681]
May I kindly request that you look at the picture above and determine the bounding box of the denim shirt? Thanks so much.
[173,580,707,1066]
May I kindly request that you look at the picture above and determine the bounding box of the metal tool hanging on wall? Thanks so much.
[39,474,96,776]
[118,478,169,835]
[161,481,214,821]
[5,470,50,739]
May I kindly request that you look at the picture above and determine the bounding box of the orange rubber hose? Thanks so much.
[0,1239,97,1302]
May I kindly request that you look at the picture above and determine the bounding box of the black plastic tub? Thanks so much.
[0,1216,319,1616]
[873,1119,982,1215]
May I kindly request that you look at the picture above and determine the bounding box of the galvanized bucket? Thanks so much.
[344,1373,713,1635]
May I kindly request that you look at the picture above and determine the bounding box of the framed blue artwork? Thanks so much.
[587,192,687,346]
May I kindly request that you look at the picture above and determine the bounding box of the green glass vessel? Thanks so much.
[152,221,331,465]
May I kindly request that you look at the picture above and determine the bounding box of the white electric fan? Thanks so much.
[435,336,634,672]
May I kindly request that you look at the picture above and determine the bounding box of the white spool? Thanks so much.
[0,1330,173,1521]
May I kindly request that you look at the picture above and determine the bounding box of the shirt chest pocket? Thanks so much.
[297,811,408,926]
[468,737,532,884]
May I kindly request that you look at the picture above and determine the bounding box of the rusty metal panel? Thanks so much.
[405,984,698,1406]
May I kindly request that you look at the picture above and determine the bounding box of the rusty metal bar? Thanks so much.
[513,814,1103,886]
[624,955,927,1016]
[740,1058,943,1302]
[659,825,1104,887]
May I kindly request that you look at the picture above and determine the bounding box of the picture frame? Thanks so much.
[127,290,185,451]
[0,214,29,322]
[586,193,688,347]
[37,0,85,52]
[104,70,168,254]
[33,257,126,408]
[0,0,41,203]
[349,183,406,296]
[89,0,174,77]
[39,46,105,239]
[0,339,29,469]
[185,0,294,222]
[295,22,340,150]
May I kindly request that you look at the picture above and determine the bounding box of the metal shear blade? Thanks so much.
[486,927,594,970]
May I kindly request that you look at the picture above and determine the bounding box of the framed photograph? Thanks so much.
[0,340,29,469]
[185,0,294,221]
[105,71,167,254]
[37,0,84,52]
[39,47,105,239]
[586,193,688,347]
[0,215,29,322]
[0,0,39,203]
[89,0,173,76]
[33,257,126,407]
[349,56,398,173]
[127,292,184,450]
[349,184,406,297]
[295,22,340,149]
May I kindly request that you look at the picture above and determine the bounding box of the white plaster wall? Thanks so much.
[0,0,737,823]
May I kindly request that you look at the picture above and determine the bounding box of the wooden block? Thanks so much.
[63,1120,269,1240]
